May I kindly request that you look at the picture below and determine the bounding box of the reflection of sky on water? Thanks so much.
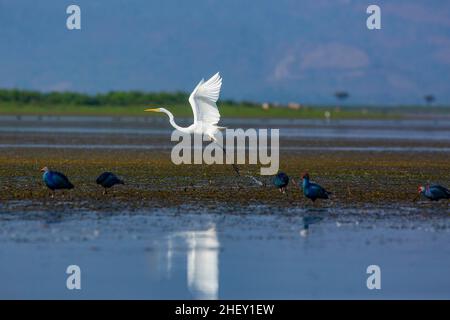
[1,116,450,129]
[0,208,449,299]
[1,143,449,153]
[1,126,450,141]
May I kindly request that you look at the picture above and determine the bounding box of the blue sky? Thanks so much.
[1,0,449,105]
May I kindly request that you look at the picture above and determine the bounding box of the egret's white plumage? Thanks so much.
[145,72,224,140]
[145,72,240,175]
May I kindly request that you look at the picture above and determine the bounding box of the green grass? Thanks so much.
[0,102,407,119]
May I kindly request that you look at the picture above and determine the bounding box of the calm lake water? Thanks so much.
[1,116,450,141]
[0,206,449,299]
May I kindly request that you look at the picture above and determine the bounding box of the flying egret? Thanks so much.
[144,72,240,175]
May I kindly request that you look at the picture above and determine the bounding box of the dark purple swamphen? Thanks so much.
[417,184,450,201]
[273,172,289,193]
[96,172,124,194]
[41,166,74,197]
[300,172,331,202]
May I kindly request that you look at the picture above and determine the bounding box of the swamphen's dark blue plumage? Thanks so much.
[273,172,289,193]
[301,173,331,202]
[96,172,124,194]
[418,184,450,201]
[41,166,74,196]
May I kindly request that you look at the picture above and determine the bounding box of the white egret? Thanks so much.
[145,72,224,137]
[145,72,240,175]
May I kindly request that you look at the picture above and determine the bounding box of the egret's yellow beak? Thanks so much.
[144,108,160,112]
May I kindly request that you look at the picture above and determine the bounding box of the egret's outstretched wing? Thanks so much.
[188,72,222,126]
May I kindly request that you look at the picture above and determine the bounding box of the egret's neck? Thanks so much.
[161,109,190,133]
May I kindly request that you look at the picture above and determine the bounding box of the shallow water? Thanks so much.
[2,115,450,129]
[0,206,449,299]
[1,125,449,141]
[1,143,450,153]
[1,116,450,141]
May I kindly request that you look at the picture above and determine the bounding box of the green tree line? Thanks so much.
[0,89,199,106]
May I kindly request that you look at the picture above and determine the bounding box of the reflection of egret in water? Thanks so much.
[186,227,219,300]
[162,225,220,300]
[299,216,323,237]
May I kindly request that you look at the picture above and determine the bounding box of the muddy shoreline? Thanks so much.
[0,116,449,213]
[1,148,449,212]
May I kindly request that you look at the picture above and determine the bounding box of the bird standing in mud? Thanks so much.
[96,172,124,194]
[273,172,289,193]
[300,172,331,202]
[416,184,450,201]
[40,166,74,197]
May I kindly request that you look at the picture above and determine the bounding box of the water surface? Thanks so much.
[0,206,449,299]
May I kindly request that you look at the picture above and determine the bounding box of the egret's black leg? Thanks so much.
[231,163,240,176]
[214,140,240,177]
